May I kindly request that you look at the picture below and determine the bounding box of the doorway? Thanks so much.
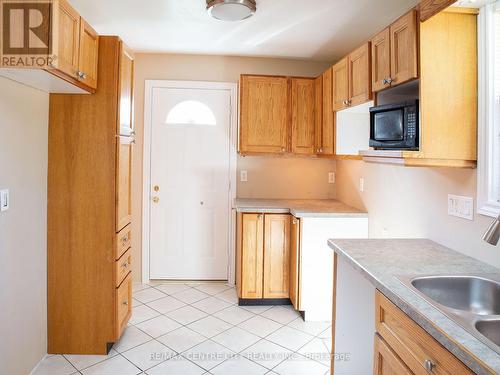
[143,81,237,282]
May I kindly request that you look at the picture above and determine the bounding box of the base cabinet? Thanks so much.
[237,213,292,301]
[374,291,474,375]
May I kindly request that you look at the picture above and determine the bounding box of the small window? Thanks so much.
[165,100,216,126]
[478,2,500,216]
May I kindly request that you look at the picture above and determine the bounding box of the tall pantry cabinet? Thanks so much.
[48,36,134,354]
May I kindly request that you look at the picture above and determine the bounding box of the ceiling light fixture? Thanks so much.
[207,0,256,22]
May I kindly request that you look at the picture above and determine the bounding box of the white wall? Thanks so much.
[336,160,500,268]
[0,77,48,375]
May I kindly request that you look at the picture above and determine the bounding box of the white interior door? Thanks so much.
[149,86,231,280]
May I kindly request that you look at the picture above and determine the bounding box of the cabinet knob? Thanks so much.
[281,147,286,152]
[76,71,87,79]
[257,214,263,220]
[122,301,128,306]
[292,219,297,225]
[152,196,160,203]
[424,359,435,372]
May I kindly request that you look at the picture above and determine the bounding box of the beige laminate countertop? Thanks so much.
[234,198,368,218]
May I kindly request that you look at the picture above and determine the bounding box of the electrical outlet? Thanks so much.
[328,172,335,184]
[240,170,248,182]
[0,189,9,212]
[359,178,365,193]
[448,195,474,220]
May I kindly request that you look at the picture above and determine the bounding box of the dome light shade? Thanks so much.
[207,0,256,22]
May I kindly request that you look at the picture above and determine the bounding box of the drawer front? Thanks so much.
[116,224,132,260]
[116,249,131,287]
[116,273,132,339]
[375,291,473,375]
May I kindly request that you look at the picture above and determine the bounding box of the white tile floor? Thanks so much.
[32,282,331,375]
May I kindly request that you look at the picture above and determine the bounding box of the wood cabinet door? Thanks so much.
[116,136,133,232]
[240,75,289,154]
[371,28,391,93]
[118,44,135,136]
[332,58,349,111]
[314,75,323,154]
[289,217,301,310]
[55,0,80,78]
[241,214,264,299]
[390,10,418,86]
[348,43,372,107]
[291,78,316,155]
[78,19,99,89]
[374,335,413,375]
[321,68,335,155]
[263,214,291,299]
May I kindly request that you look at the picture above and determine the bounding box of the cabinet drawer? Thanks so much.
[116,272,132,339]
[116,249,131,287]
[375,291,473,375]
[116,224,132,260]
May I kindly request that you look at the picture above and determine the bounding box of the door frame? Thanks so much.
[142,80,238,284]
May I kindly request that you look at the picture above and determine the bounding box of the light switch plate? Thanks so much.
[240,170,248,182]
[448,194,473,220]
[328,172,335,184]
[0,189,9,212]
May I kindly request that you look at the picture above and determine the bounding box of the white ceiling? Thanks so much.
[71,0,421,62]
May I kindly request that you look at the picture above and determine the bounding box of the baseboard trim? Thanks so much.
[238,298,292,306]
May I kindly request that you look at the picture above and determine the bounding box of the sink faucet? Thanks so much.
[483,214,500,246]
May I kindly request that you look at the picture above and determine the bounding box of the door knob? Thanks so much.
[152,196,159,203]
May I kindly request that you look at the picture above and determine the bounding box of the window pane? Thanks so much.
[165,100,217,126]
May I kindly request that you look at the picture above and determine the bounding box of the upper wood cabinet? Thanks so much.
[291,78,316,155]
[371,10,418,92]
[240,75,289,154]
[316,68,335,156]
[263,214,291,299]
[348,43,372,107]
[118,45,135,136]
[78,20,99,89]
[333,57,349,111]
[333,43,372,111]
[54,0,81,78]
[371,28,391,93]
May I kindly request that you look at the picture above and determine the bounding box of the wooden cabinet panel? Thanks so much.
[321,68,335,155]
[371,28,391,92]
[291,78,316,155]
[116,249,132,287]
[118,45,134,136]
[116,224,132,260]
[241,214,264,299]
[263,214,291,299]
[390,10,418,87]
[420,0,456,22]
[333,57,349,111]
[240,75,289,154]
[348,43,372,107]
[54,0,80,78]
[314,75,323,153]
[116,272,132,339]
[374,334,413,375]
[116,136,133,232]
[78,19,99,89]
[375,291,474,375]
[289,217,301,310]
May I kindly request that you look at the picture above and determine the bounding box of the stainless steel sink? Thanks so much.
[398,274,500,355]
[411,276,500,315]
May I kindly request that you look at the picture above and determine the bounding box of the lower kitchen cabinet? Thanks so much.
[237,213,291,301]
[289,217,301,309]
[374,291,474,375]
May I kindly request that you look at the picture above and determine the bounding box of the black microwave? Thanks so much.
[369,100,419,150]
